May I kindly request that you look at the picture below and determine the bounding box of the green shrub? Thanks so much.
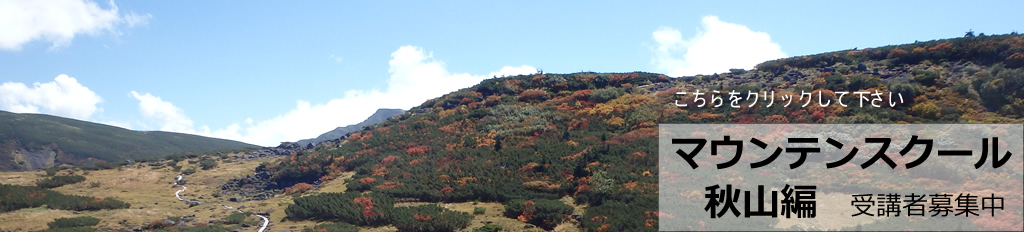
[286,192,393,226]
[589,87,624,103]
[199,159,217,170]
[912,70,939,85]
[302,222,360,232]
[152,225,230,232]
[473,224,503,232]
[391,204,473,232]
[182,168,197,175]
[503,199,572,230]
[35,227,96,232]
[45,167,59,176]
[36,175,86,188]
[473,207,486,215]
[847,74,882,91]
[224,212,246,224]
[48,216,100,228]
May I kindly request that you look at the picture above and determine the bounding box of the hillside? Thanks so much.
[294,108,404,147]
[260,34,1023,231]
[0,34,1021,232]
[0,110,258,171]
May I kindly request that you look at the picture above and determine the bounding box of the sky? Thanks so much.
[1,0,1021,147]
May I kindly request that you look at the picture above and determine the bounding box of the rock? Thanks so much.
[482,220,493,224]
[229,197,240,202]
[163,219,175,225]
[524,224,536,229]
[242,224,251,228]
[210,214,218,218]
[184,214,196,218]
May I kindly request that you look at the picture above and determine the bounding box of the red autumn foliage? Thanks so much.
[561,148,588,161]
[655,88,681,98]
[406,146,431,156]
[381,155,397,164]
[376,181,403,189]
[518,89,549,102]
[972,212,1024,231]
[414,213,434,222]
[609,73,640,85]
[359,177,377,184]
[353,196,374,209]
[887,48,908,59]
[440,186,454,195]
[606,127,657,145]
[285,182,313,194]
[570,89,593,100]
[732,114,761,123]
[928,42,953,51]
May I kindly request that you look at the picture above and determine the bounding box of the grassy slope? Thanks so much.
[0,156,542,232]
[0,110,257,171]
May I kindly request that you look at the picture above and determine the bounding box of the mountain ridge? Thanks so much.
[0,110,258,171]
[294,108,404,147]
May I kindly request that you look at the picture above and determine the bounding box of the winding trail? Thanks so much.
[175,186,186,201]
[255,214,269,232]
[175,174,269,232]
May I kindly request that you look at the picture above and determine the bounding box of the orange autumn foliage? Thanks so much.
[285,182,313,194]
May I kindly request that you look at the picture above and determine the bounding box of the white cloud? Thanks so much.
[651,15,786,77]
[328,54,343,63]
[129,91,193,132]
[129,46,536,146]
[0,0,152,51]
[0,74,103,120]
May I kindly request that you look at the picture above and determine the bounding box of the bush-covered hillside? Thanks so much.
[0,110,258,171]
[264,34,1024,231]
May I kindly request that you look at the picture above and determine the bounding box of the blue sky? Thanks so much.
[1,0,1021,146]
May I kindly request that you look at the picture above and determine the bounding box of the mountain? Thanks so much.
[264,34,1023,231]
[0,110,258,171]
[294,108,404,146]
[1,34,1021,232]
